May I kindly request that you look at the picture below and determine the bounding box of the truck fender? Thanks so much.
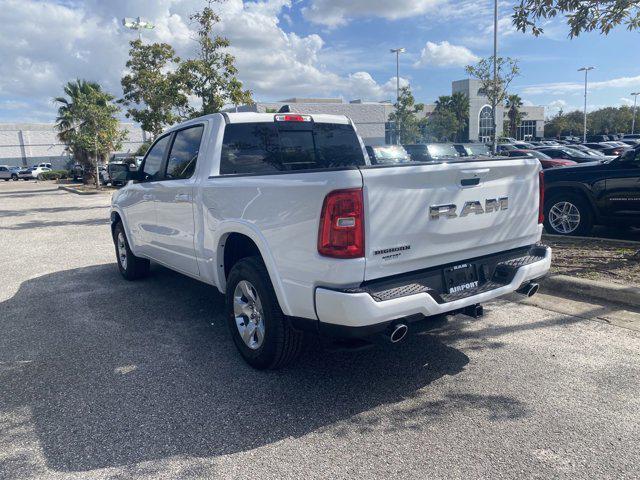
[211,220,292,316]
[109,207,140,256]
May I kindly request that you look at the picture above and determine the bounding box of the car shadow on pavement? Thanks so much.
[0,263,522,475]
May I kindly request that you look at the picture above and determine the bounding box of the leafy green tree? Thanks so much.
[589,106,634,134]
[388,85,425,144]
[544,109,585,137]
[434,93,469,141]
[505,94,526,138]
[465,56,520,149]
[426,109,459,142]
[54,79,127,184]
[179,1,253,116]
[121,40,190,138]
[513,1,640,37]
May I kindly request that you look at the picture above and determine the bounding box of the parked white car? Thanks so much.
[31,166,52,179]
[110,113,551,369]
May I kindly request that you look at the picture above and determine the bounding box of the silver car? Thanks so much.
[0,165,20,181]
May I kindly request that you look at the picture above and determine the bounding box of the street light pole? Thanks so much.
[631,92,640,134]
[578,66,595,142]
[390,47,405,145]
[492,0,498,154]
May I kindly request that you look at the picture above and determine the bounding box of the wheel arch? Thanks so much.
[544,185,599,221]
[109,208,141,256]
[213,223,292,316]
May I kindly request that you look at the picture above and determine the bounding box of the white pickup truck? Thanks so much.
[110,112,551,369]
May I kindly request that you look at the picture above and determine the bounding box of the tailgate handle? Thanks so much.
[461,178,480,187]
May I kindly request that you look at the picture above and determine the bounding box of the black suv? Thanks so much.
[543,146,640,235]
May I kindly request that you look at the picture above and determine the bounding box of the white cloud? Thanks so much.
[522,75,640,96]
[0,0,399,122]
[302,0,445,27]
[413,41,479,68]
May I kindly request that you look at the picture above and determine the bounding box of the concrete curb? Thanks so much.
[540,274,640,309]
[58,185,106,195]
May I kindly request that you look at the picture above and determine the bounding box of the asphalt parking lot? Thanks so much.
[1,181,639,480]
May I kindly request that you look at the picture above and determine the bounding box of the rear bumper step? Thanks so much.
[315,244,551,331]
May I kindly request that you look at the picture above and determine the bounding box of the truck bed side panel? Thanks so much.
[201,170,364,320]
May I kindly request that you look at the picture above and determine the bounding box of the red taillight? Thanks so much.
[538,170,545,224]
[318,189,364,259]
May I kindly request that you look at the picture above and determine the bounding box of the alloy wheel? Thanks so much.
[233,280,265,350]
[549,201,581,234]
[117,232,128,270]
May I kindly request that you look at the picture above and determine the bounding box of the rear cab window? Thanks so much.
[219,120,365,175]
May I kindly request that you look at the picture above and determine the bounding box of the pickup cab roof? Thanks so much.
[222,112,351,125]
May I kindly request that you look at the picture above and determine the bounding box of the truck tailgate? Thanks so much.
[360,159,542,281]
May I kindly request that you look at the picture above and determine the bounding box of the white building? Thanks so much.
[452,79,545,142]
[0,123,145,169]
[233,80,546,145]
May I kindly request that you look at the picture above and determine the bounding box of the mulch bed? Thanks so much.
[544,235,640,287]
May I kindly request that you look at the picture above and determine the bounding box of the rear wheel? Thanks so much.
[113,222,150,280]
[226,257,304,369]
[11,174,18,181]
[544,194,593,236]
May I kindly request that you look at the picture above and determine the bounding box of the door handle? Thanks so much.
[174,193,192,203]
[143,194,154,201]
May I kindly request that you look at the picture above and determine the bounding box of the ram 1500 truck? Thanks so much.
[110,113,551,369]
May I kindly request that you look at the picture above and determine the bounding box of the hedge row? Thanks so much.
[40,170,70,180]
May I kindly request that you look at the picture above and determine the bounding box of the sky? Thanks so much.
[0,0,639,123]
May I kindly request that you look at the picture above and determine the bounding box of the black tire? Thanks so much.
[3,178,8,181]
[11,174,18,181]
[112,222,150,280]
[544,193,593,236]
[226,257,304,369]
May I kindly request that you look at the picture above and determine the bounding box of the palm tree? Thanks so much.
[53,79,104,166]
[434,95,452,112]
[434,94,469,141]
[506,94,524,139]
[449,92,470,142]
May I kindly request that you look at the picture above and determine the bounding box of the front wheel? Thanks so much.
[113,222,150,280]
[544,194,593,236]
[226,257,304,369]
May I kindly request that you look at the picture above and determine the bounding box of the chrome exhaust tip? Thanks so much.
[388,323,408,343]
[517,282,539,298]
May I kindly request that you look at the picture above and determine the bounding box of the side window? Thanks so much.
[142,135,171,181]
[165,125,204,180]
[220,123,280,175]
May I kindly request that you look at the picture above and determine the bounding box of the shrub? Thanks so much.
[40,170,69,180]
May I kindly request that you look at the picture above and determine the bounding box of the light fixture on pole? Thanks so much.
[578,66,595,142]
[390,47,405,145]
[122,17,155,42]
[631,92,640,135]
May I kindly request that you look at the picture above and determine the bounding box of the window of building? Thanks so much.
[385,121,397,144]
[478,106,494,143]
[516,120,537,141]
